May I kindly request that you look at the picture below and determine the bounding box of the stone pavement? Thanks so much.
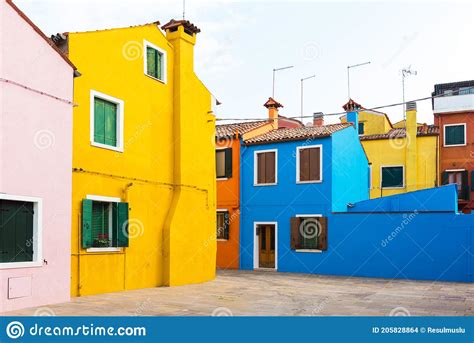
[3,270,473,316]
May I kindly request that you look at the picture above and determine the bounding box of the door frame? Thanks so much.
[253,221,278,270]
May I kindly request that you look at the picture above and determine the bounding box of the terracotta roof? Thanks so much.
[360,125,439,141]
[162,19,200,34]
[6,0,77,71]
[264,97,283,109]
[216,121,270,139]
[342,98,363,111]
[244,123,352,145]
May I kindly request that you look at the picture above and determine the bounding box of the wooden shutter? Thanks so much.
[441,171,449,185]
[114,202,129,247]
[94,98,105,144]
[104,102,117,147]
[318,217,328,251]
[223,212,230,240]
[225,148,233,178]
[265,152,276,183]
[299,149,310,181]
[309,147,321,181]
[82,199,93,248]
[290,217,301,250]
[257,153,266,184]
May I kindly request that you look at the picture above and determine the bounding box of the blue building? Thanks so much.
[240,120,369,271]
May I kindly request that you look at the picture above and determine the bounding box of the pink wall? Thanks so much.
[0,0,74,312]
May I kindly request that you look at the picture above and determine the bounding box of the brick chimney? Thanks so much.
[263,97,283,129]
[313,112,324,126]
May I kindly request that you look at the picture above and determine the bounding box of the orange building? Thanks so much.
[215,98,302,269]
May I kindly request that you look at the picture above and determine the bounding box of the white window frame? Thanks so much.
[296,145,323,184]
[254,149,278,186]
[90,90,124,153]
[216,147,229,181]
[143,40,167,84]
[369,165,372,190]
[85,194,122,253]
[216,209,229,241]
[253,221,278,270]
[443,123,466,147]
[380,165,405,189]
[295,214,323,253]
[0,194,43,270]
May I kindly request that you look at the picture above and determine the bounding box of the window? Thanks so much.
[358,122,365,135]
[381,166,404,189]
[0,200,34,263]
[144,40,166,83]
[444,124,466,147]
[255,150,277,185]
[297,146,322,183]
[459,87,474,95]
[90,90,124,152]
[82,198,129,248]
[216,148,232,179]
[290,216,328,251]
[216,211,229,240]
[442,170,469,200]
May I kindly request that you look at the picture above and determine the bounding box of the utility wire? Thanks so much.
[215,86,474,122]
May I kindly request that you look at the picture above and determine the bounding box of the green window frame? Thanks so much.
[0,200,34,263]
[381,166,404,188]
[94,97,118,147]
[145,42,165,81]
[82,199,129,249]
[358,122,365,135]
[216,148,232,179]
[216,211,230,240]
[444,124,466,146]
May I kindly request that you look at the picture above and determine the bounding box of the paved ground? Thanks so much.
[3,270,473,316]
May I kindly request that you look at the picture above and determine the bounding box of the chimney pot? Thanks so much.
[313,112,324,126]
[406,101,417,111]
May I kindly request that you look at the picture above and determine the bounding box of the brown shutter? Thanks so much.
[318,217,328,251]
[265,152,276,183]
[309,147,321,181]
[257,153,266,184]
[290,217,301,250]
[300,149,309,182]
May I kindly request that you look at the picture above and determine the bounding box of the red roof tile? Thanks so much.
[216,121,271,139]
[161,19,200,34]
[244,123,352,145]
[360,125,439,141]
[264,97,283,109]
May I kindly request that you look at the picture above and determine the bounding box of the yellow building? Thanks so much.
[53,19,217,296]
[341,99,439,199]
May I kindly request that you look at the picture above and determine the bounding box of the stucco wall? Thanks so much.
[0,0,74,312]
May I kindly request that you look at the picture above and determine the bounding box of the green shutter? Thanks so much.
[441,171,449,185]
[382,167,403,188]
[223,212,230,240]
[82,199,93,248]
[225,148,232,178]
[104,102,117,147]
[147,47,157,78]
[471,171,474,191]
[156,51,162,80]
[462,171,470,200]
[445,125,465,146]
[113,202,129,247]
[94,98,106,144]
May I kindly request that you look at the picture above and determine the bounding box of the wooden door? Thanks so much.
[258,225,275,268]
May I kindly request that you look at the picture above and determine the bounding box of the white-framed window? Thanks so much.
[0,194,42,269]
[216,209,230,241]
[254,149,278,186]
[443,123,466,147]
[380,165,405,189]
[90,90,124,153]
[144,40,167,83]
[291,214,327,252]
[296,145,322,183]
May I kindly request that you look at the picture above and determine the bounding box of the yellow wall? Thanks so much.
[69,23,216,296]
[341,110,392,135]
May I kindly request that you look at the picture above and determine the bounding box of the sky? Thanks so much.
[16,0,474,125]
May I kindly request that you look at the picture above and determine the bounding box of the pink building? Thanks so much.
[0,0,76,312]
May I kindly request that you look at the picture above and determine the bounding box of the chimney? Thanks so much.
[405,101,417,192]
[263,97,283,129]
[347,111,359,132]
[313,112,324,126]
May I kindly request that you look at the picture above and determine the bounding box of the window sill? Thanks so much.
[0,261,42,270]
[87,247,122,253]
[254,183,277,187]
[381,186,405,190]
[144,73,166,84]
[295,249,323,253]
[443,143,467,148]
[217,177,229,181]
[296,180,322,184]
[91,142,123,153]
[217,239,229,242]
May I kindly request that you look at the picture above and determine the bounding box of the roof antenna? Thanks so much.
[182,0,186,19]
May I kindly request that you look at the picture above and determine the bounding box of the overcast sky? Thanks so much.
[16,0,474,125]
